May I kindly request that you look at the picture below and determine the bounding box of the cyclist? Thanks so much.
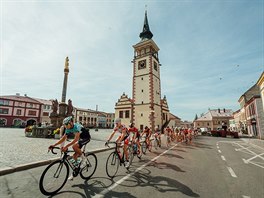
[49,116,91,180]
[128,123,141,155]
[141,126,152,151]
[164,126,172,147]
[154,126,161,147]
[105,118,130,168]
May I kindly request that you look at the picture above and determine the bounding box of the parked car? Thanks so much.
[199,128,211,136]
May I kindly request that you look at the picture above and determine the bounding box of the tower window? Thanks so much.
[141,77,143,80]
[141,113,143,117]
[142,90,144,92]
[142,101,144,104]
[154,62,157,71]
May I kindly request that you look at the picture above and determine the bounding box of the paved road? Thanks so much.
[0,136,263,198]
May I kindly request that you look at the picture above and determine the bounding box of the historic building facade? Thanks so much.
[0,94,42,127]
[193,109,233,131]
[115,11,170,131]
[238,83,264,138]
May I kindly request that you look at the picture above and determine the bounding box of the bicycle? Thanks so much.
[39,145,97,196]
[105,141,133,178]
[130,140,142,160]
[141,136,153,154]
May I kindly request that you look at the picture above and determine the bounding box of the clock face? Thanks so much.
[138,60,146,69]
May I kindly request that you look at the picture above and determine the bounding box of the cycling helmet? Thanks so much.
[63,116,73,125]
[114,118,121,124]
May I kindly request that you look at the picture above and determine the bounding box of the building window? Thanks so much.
[207,123,210,126]
[0,100,9,106]
[141,113,143,117]
[119,111,123,118]
[79,117,82,121]
[141,77,143,80]
[142,101,144,104]
[16,109,22,115]
[0,108,9,114]
[142,89,144,92]
[28,110,36,116]
[125,110,130,118]
[154,62,157,71]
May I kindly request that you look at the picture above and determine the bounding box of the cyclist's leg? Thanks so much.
[123,138,129,161]
[73,143,82,160]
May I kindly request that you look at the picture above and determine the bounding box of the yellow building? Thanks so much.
[115,11,170,131]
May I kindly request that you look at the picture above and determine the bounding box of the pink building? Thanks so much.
[245,95,264,139]
[0,94,42,127]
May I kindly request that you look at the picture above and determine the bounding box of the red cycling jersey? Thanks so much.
[128,127,140,138]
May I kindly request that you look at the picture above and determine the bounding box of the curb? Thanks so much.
[0,147,114,176]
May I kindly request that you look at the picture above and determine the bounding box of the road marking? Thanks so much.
[242,195,251,198]
[242,158,249,164]
[227,166,237,178]
[217,146,219,149]
[246,152,264,162]
[218,150,222,153]
[221,155,226,161]
[93,143,179,198]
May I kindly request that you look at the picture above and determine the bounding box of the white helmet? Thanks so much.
[114,118,121,124]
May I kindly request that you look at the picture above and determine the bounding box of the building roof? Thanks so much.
[0,95,42,104]
[32,97,53,105]
[256,71,264,86]
[196,112,212,121]
[169,112,181,120]
[209,109,233,118]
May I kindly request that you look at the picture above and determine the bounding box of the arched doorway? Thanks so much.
[26,119,37,127]
[13,119,23,127]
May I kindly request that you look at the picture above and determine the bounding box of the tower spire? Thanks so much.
[139,9,153,40]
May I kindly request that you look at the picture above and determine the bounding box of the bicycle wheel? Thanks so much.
[80,153,98,180]
[39,160,69,196]
[127,146,134,169]
[141,141,147,154]
[137,145,142,159]
[106,152,119,178]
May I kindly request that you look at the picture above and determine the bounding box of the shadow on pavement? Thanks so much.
[118,169,200,197]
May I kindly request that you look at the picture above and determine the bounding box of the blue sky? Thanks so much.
[1,0,263,121]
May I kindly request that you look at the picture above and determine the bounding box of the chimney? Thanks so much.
[223,108,226,113]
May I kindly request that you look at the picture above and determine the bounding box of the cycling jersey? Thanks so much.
[65,123,90,140]
[128,127,140,139]
[114,124,129,143]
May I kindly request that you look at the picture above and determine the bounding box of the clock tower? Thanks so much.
[132,10,163,131]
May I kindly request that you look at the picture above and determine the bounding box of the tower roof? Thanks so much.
[139,10,153,40]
